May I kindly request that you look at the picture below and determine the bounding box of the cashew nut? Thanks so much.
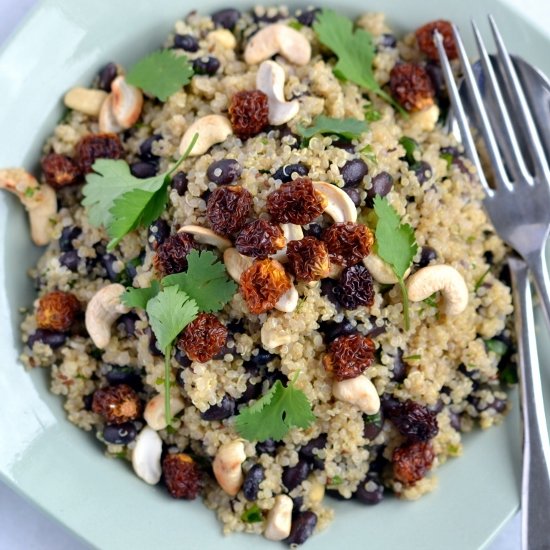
[271,223,303,263]
[179,115,233,156]
[99,76,143,132]
[143,393,185,431]
[213,439,246,496]
[313,181,357,223]
[275,283,299,313]
[0,168,57,246]
[207,29,237,50]
[264,495,293,541]
[261,317,293,349]
[332,376,380,415]
[131,427,163,485]
[406,264,468,315]
[85,283,130,349]
[63,87,108,117]
[244,24,311,66]
[178,225,232,251]
[363,253,411,284]
[223,247,253,282]
[256,60,299,126]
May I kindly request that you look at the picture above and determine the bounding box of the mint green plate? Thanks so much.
[1,1,549,549]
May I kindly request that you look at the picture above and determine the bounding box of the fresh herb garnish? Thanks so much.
[235,372,315,442]
[287,20,304,30]
[373,196,418,331]
[364,102,382,122]
[499,363,518,385]
[359,144,377,165]
[398,136,419,166]
[403,354,422,361]
[122,280,161,309]
[297,115,368,143]
[484,338,508,356]
[440,151,454,169]
[82,134,198,250]
[241,504,264,523]
[422,293,438,308]
[474,267,492,292]
[126,50,194,101]
[327,475,343,487]
[313,9,405,114]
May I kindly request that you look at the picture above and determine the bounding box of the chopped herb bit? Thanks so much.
[373,196,418,330]
[474,267,492,292]
[365,411,382,424]
[297,115,368,143]
[440,152,454,168]
[484,338,508,356]
[403,354,421,361]
[398,136,418,166]
[260,137,269,145]
[241,504,264,523]
[364,102,382,122]
[447,444,461,456]
[313,10,405,114]
[287,20,304,30]
[422,293,438,308]
[466,236,476,244]
[166,425,177,435]
[360,144,377,164]
[499,363,518,385]
[235,372,315,442]
[465,364,477,371]
[114,451,127,460]
[155,377,165,386]
[328,475,343,486]
[126,49,194,101]
[24,187,36,198]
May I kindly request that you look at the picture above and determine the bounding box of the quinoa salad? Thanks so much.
[1,5,517,546]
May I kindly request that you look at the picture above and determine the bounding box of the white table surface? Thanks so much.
[1,0,548,548]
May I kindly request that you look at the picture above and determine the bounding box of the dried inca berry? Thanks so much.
[389,63,435,112]
[235,219,286,258]
[178,313,228,362]
[92,384,142,424]
[41,153,80,188]
[228,90,269,139]
[334,264,375,309]
[323,333,375,381]
[266,178,327,225]
[240,258,291,314]
[75,133,124,174]
[392,441,435,485]
[415,20,458,60]
[36,291,80,332]
[162,453,203,499]
[386,400,439,442]
[286,237,330,282]
[207,185,253,236]
[322,223,374,267]
[153,233,196,276]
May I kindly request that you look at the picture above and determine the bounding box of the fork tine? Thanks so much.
[471,21,532,183]
[450,23,512,189]
[488,15,550,180]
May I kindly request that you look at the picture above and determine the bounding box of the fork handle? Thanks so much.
[525,248,550,337]
[508,256,550,550]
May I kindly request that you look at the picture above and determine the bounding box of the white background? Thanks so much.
[1,0,548,548]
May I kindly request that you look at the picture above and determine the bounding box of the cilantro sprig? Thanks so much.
[313,9,406,115]
[373,196,418,330]
[82,133,198,250]
[296,115,368,143]
[235,372,315,442]
[126,50,194,101]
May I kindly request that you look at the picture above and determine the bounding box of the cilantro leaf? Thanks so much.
[146,285,198,352]
[297,115,368,142]
[241,504,263,524]
[162,250,237,312]
[313,10,405,114]
[126,50,194,101]
[235,374,316,442]
[373,196,418,330]
[121,280,161,309]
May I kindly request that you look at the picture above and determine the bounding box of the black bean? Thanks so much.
[125,253,144,281]
[249,348,277,368]
[282,459,310,491]
[265,369,288,388]
[148,219,170,250]
[417,246,438,268]
[192,56,220,76]
[116,313,138,337]
[207,159,242,185]
[227,319,245,334]
[392,348,407,383]
[97,62,118,92]
[256,438,278,456]
[428,399,444,414]
[380,394,401,416]
[173,33,199,52]
[325,489,348,501]
[59,226,82,252]
[285,511,317,546]
[366,171,394,206]
[363,410,384,440]
[291,496,304,516]
[320,278,342,309]
[105,366,142,390]
[341,159,368,187]
[332,139,355,153]
[27,329,67,349]
[343,187,362,207]
[449,411,462,431]
[413,161,432,184]
[175,348,192,368]
[237,379,263,405]
[296,8,321,27]
[139,134,162,162]
[201,395,236,421]
[378,33,397,49]
[149,331,163,357]
[175,368,186,388]
[365,324,386,339]
[171,172,189,196]
[303,223,323,239]
[278,126,300,148]
[83,393,94,411]
[103,422,137,445]
[130,161,158,179]
[483,250,494,265]
[272,163,308,183]
[299,434,327,470]
[211,8,240,29]
[243,464,265,501]
[354,474,384,505]
[318,319,356,343]
[59,250,80,272]
[100,253,119,282]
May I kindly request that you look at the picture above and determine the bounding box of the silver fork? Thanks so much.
[434,21,550,550]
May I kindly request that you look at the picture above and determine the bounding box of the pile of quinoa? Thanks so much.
[16,5,516,546]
